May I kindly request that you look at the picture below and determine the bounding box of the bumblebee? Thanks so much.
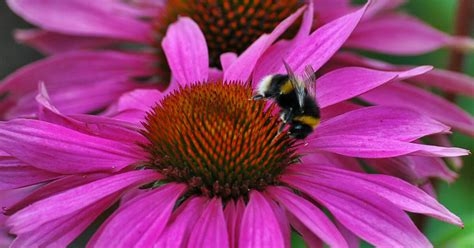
[253,61,320,139]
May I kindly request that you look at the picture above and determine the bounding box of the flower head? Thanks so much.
[0,11,469,247]
[1,0,472,165]
[142,81,297,199]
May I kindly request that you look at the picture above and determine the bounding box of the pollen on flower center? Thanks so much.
[154,0,301,68]
[142,81,298,200]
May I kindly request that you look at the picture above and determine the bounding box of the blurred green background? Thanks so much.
[0,0,472,247]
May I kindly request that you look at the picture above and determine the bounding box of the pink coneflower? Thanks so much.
[2,0,473,129]
[0,13,469,247]
[0,0,306,118]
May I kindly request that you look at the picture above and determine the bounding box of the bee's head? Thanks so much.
[256,75,274,97]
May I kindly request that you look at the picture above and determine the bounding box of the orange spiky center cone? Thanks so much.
[142,81,298,200]
[153,0,301,69]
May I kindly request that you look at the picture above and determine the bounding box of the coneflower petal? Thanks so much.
[315,106,451,142]
[7,170,161,233]
[12,192,119,248]
[287,213,324,248]
[162,17,209,86]
[267,186,348,248]
[345,13,455,55]
[89,183,187,247]
[361,82,474,136]
[188,197,229,247]
[0,51,155,118]
[0,119,145,174]
[294,166,463,226]
[14,29,115,55]
[253,1,369,82]
[316,66,431,108]
[303,135,469,158]
[224,6,306,82]
[7,0,152,43]
[155,197,208,247]
[282,174,432,247]
[239,191,285,248]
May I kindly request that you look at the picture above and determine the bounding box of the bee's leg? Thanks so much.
[278,108,293,134]
[251,94,265,100]
[282,108,293,123]
[278,122,287,134]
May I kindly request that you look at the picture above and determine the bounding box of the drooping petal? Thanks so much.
[0,51,154,117]
[367,156,457,183]
[14,29,115,54]
[37,83,146,143]
[409,156,457,182]
[407,68,474,97]
[188,198,229,247]
[346,13,451,55]
[103,88,167,125]
[316,66,431,108]
[89,183,186,247]
[0,187,34,247]
[291,166,462,226]
[109,89,164,114]
[253,2,368,82]
[303,135,469,158]
[11,192,119,248]
[7,170,161,233]
[315,106,450,142]
[8,79,139,119]
[267,187,347,248]
[224,6,306,82]
[331,52,474,97]
[162,17,208,86]
[155,197,208,247]
[239,191,285,248]
[431,134,464,169]
[7,0,152,43]
[0,158,60,190]
[282,174,432,247]
[361,82,474,136]
[0,51,153,94]
[0,119,145,174]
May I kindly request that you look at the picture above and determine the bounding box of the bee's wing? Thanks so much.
[303,65,317,101]
[283,60,305,108]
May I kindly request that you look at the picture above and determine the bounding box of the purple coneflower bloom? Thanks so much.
[2,0,473,132]
[1,0,306,118]
[0,10,469,247]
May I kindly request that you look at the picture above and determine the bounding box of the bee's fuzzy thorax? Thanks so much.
[253,69,320,139]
